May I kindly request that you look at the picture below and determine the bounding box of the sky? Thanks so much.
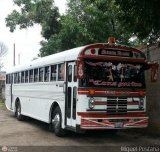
[0,0,67,71]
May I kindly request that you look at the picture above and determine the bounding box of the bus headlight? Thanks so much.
[88,98,95,109]
[139,98,144,109]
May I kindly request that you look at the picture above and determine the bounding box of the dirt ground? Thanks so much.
[0,103,160,152]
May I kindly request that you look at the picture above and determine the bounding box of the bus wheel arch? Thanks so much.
[49,102,59,123]
[49,102,66,136]
[15,98,24,121]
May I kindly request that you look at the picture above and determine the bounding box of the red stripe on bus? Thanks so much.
[77,112,146,118]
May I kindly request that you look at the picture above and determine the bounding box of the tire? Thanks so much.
[15,101,24,121]
[51,107,66,137]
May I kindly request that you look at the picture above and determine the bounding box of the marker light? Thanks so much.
[90,48,96,54]
[89,89,95,95]
[108,37,116,44]
[139,91,145,96]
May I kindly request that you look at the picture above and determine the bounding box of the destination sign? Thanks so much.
[98,49,132,57]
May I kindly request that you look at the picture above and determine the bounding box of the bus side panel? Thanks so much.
[12,82,65,123]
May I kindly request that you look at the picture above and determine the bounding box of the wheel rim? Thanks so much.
[17,105,21,116]
[52,114,60,128]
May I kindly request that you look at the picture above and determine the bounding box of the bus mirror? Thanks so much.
[150,63,159,82]
[77,60,84,79]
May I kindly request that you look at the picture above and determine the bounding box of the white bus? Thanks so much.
[5,38,156,136]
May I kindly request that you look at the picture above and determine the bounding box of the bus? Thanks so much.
[5,37,158,136]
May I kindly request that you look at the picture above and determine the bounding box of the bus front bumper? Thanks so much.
[78,112,148,129]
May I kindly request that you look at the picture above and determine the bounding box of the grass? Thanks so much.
[0,98,5,109]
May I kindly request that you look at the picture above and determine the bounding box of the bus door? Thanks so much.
[66,62,77,128]
[6,75,13,110]
[10,83,13,110]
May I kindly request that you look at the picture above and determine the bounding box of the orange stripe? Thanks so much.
[78,88,146,96]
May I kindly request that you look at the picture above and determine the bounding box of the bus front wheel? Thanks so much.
[52,107,66,137]
[15,101,24,121]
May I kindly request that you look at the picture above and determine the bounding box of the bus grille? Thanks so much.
[107,97,127,114]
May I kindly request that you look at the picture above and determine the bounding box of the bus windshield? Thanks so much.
[79,60,146,88]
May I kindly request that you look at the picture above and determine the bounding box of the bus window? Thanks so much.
[21,71,25,83]
[39,67,44,82]
[51,65,57,81]
[34,68,39,82]
[18,72,21,83]
[14,73,18,83]
[10,74,13,84]
[74,65,77,82]
[68,65,72,82]
[67,87,71,118]
[9,74,11,84]
[25,71,29,83]
[72,87,77,119]
[29,69,34,83]
[6,74,13,84]
[44,66,49,82]
[58,63,64,81]
[6,74,9,84]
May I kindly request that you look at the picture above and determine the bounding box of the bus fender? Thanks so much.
[49,101,60,123]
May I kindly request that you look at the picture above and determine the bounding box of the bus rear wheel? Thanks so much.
[52,107,66,137]
[15,101,24,121]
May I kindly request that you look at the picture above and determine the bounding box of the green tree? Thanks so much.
[6,0,61,39]
[66,0,131,44]
[115,0,160,44]
[0,42,7,70]
[39,0,132,56]
[6,0,132,57]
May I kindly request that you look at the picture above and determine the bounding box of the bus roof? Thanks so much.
[7,46,86,74]
[6,43,145,74]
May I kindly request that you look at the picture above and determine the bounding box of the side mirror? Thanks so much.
[150,63,159,82]
[77,60,84,79]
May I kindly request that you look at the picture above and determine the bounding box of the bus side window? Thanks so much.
[39,67,44,82]
[58,63,64,81]
[34,68,39,82]
[74,65,77,82]
[29,69,34,83]
[21,71,25,83]
[7,74,10,84]
[10,74,13,84]
[44,66,49,82]
[18,72,21,83]
[14,73,18,84]
[68,65,72,82]
[51,65,57,81]
[25,71,29,83]
[11,74,13,83]
[6,74,9,84]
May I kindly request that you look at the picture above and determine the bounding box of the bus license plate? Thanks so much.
[115,122,123,128]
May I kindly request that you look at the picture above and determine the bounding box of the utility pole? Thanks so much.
[13,43,15,66]
[18,53,20,65]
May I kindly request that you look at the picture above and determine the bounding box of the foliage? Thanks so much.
[6,0,61,39]
[39,0,132,56]
[0,42,7,69]
[115,0,160,44]
[6,0,134,57]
